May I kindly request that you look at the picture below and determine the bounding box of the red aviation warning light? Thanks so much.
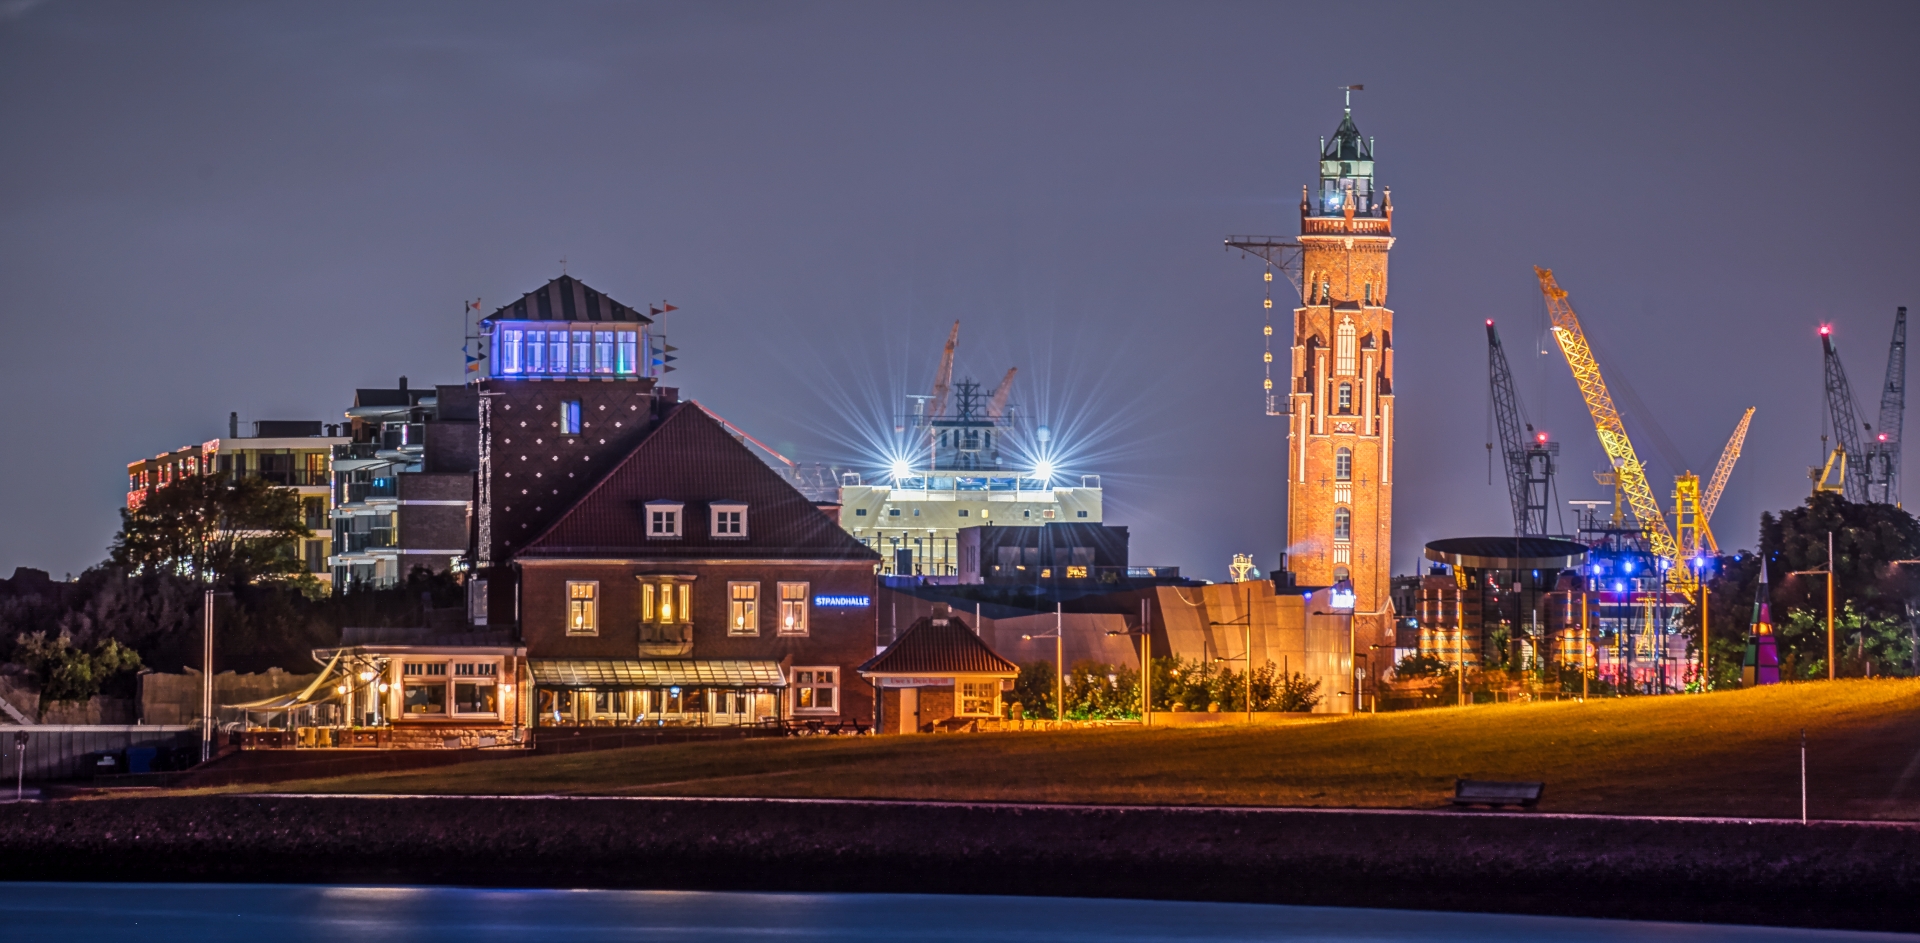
[1820,324,1832,336]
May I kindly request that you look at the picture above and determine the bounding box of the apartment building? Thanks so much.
[328,378,478,590]
[125,417,348,580]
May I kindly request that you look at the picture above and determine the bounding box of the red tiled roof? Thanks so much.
[858,616,1019,676]
[520,402,879,561]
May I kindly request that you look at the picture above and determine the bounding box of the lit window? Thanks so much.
[561,400,581,434]
[616,330,638,375]
[778,582,808,636]
[1334,507,1352,542]
[454,682,497,714]
[567,581,598,635]
[1065,566,1088,579]
[729,582,759,636]
[526,330,547,373]
[711,501,747,538]
[549,331,570,374]
[1338,382,1353,413]
[793,668,837,713]
[1335,447,1352,481]
[500,329,525,374]
[403,681,446,715]
[571,331,592,375]
[1336,319,1356,375]
[646,501,684,538]
[641,579,690,624]
[958,681,999,717]
[593,330,615,374]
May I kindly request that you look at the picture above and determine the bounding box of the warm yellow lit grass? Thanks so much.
[198,680,1920,819]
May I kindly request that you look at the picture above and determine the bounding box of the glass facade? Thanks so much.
[489,321,643,378]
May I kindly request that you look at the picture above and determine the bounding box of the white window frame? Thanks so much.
[646,500,684,539]
[567,580,599,635]
[777,582,809,636]
[561,400,581,434]
[958,679,1000,717]
[1336,319,1357,376]
[451,661,501,716]
[710,501,747,539]
[728,581,759,636]
[791,667,838,714]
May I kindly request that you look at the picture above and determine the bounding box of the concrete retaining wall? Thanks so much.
[0,796,1913,932]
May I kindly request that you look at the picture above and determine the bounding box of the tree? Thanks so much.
[1760,492,1920,621]
[12,631,141,714]
[1011,661,1058,719]
[111,473,311,588]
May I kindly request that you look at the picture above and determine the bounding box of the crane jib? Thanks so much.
[1534,267,1680,566]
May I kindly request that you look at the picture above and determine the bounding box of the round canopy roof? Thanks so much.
[1423,536,1588,571]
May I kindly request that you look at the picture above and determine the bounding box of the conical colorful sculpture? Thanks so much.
[1741,562,1781,686]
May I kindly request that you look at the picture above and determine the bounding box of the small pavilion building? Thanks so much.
[860,604,1019,734]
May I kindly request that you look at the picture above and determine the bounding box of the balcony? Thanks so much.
[638,621,693,658]
[336,531,396,554]
[342,478,399,504]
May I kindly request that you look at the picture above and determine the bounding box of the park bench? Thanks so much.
[1451,779,1545,810]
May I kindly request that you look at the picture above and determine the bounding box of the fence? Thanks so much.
[0,726,198,782]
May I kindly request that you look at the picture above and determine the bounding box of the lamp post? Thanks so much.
[1790,533,1837,681]
[1106,597,1154,725]
[1021,602,1065,724]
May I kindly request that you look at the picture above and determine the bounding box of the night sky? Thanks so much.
[2,1,1916,582]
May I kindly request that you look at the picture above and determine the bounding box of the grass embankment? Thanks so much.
[194,679,1920,819]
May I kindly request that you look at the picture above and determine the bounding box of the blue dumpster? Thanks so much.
[126,746,157,774]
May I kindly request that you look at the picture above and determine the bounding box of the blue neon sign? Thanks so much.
[813,595,871,608]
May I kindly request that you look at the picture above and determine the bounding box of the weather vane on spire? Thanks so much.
[1340,84,1364,110]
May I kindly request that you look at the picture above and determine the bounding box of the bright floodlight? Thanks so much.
[1033,460,1054,482]
[889,459,912,480]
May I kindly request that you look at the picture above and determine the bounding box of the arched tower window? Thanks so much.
[1337,383,1353,414]
[1336,320,1356,375]
[1334,507,1352,542]
[1335,447,1352,481]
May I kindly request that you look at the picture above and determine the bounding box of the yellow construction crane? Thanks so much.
[1678,407,1760,559]
[1538,268,1758,587]
[1535,267,1679,564]
[1702,407,1755,522]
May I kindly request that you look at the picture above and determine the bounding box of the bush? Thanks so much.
[12,631,142,713]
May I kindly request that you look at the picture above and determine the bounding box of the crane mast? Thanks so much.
[1820,327,1871,504]
[1486,321,1554,535]
[1870,307,1907,505]
[1535,267,1678,562]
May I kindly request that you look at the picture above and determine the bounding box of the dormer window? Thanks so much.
[711,501,747,538]
[645,500,683,538]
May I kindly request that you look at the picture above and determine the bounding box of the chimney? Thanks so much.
[229,412,239,438]
[398,376,408,392]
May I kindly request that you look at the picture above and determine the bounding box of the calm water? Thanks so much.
[0,883,1909,942]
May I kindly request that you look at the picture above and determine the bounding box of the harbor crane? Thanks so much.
[1485,320,1557,536]
[1820,325,1872,504]
[1822,308,1908,504]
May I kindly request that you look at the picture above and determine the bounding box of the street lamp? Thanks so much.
[1022,602,1066,724]
[1788,531,1837,681]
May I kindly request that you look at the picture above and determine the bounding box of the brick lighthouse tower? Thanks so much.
[1288,96,1395,643]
